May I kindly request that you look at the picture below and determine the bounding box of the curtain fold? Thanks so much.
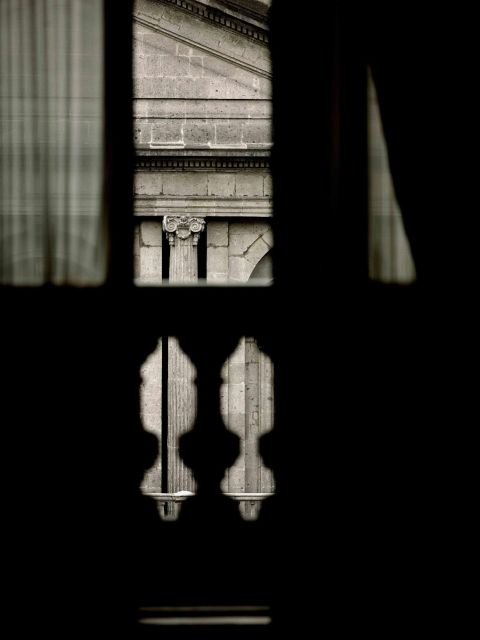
[0,0,105,285]
[368,72,415,284]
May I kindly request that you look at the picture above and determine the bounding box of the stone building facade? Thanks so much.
[132,0,274,508]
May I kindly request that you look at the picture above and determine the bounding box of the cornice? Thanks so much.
[155,0,269,44]
[136,154,270,170]
[135,195,272,217]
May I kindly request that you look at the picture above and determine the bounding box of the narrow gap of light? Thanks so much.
[139,616,272,626]
[140,605,270,612]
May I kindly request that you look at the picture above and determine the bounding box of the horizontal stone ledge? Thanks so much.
[143,143,272,151]
[135,209,272,218]
[136,147,271,157]
[147,491,274,503]
[134,197,272,217]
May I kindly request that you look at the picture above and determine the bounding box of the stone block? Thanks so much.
[216,33,246,58]
[215,121,244,146]
[253,222,271,236]
[242,120,271,145]
[133,99,149,118]
[206,273,228,283]
[225,79,258,100]
[207,246,228,279]
[175,78,211,99]
[228,256,249,282]
[151,121,184,144]
[244,237,270,267]
[241,40,263,64]
[134,172,163,195]
[162,172,208,196]
[189,56,203,77]
[176,43,192,56]
[134,77,176,98]
[139,246,162,283]
[182,121,214,146]
[133,53,145,78]
[256,47,272,67]
[205,100,248,118]
[262,230,274,249]
[207,221,229,247]
[142,32,178,56]
[133,122,152,145]
[207,173,235,197]
[133,23,151,36]
[158,77,180,98]
[232,68,256,88]
[141,221,163,246]
[160,54,190,77]
[247,100,272,118]
[143,54,163,77]
[208,77,256,100]
[147,99,186,118]
[229,231,260,257]
[259,77,272,99]
[235,173,264,197]
[263,173,273,197]
[227,222,248,236]
[202,56,232,79]
[185,100,207,118]
[176,15,218,48]
[157,4,184,31]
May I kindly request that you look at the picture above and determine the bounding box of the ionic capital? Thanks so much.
[162,216,205,246]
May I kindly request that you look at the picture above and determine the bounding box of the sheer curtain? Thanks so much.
[0,0,106,285]
[368,72,415,284]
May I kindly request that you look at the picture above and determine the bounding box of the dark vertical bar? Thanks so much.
[162,220,170,281]
[197,220,207,280]
[331,4,369,282]
[104,0,134,286]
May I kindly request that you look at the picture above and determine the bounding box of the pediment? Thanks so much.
[134,0,271,150]
[135,0,271,80]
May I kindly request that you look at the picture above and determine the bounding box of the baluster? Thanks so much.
[176,332,241,522]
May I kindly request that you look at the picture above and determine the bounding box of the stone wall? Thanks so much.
[207,220,272,282]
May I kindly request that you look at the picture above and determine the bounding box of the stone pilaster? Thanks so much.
[163,216,205,281]
[163,216,205,492]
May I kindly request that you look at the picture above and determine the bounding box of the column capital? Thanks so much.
[163,216,205,246]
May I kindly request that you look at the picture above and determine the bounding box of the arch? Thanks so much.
[249,250,272,283]
[242,229,273,281]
